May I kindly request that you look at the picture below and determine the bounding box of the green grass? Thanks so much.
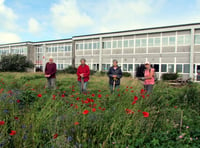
[0,72,200,148]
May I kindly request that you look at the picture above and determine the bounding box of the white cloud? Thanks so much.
[0,0,18,30]
[96,0,167,32]
[50,0,93,33]
[0,32,21,44]
[28,18,41,34]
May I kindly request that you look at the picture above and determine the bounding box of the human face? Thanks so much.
[145,64,150,69]
[49,58,53,64]
[113,61,118,67]
[81,60,85,65]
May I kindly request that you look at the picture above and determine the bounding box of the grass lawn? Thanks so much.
[0,72,200,148]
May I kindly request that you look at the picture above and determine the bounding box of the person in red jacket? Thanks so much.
[45,56,57,90]
[77,58,90,93]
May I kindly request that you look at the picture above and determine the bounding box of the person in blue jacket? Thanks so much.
[107,59,122,93]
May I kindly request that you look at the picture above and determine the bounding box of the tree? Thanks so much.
[0,54,34,72]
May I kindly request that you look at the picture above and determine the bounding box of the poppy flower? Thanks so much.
[102,108,106,111]
[142,112,149,117]
[118,94,120,96]
[98,90,101,92]
[134,96,138,101]
[61,94,65,97]
[126,86,129,88]
[53,133,58,139]
[140,89,145,94]
[131,90,134,93]
[74,122,79,125]
[126,89,128,91]
[14,117,19,120]
[132,101,136,105]
[0,88,4,94]
[130,87,133,89]
[141,95,145,99]
[72,89,75,91]
[76,97,80,100]
[174,106,178,108]
[37,94,42,97]
[98,94,102,98]
[98,107,102,109]
[82,110,89,115]
[92,108,96,112]
[93,104,97,107]
[75,104,78,109]
[0,121,5,125]
[9,130,16,136]
[16,99,20,103]
[91,94,95,97]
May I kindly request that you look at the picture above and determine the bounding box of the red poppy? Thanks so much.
[138,110,141,112]
[98,94,102,98]
[142,112,149,117]
[91,94,95,97]
[75,104,78,109]
[76,97,80,100]
[102,108,106,111]
[98,107,102,109]
[9,130,16,136]
[72,89,75,91]
[61,94,65,97]
[0,88,3,94]
[90,99,94,102]
[37,94,42,97]
[70,104,73,107]
[53,133,58,139]
[52,95,56,98]
[117,89,120,91]
[7,90,12,94]
[134,96,138,101]
[14,117,19,120]
[140,89,145,94]
[126,89,128,91]
[174,106,178,108]
[131,90,134,93]
[98,90,101,92]
[93,104,97,107]
[74,122,79,125]
[16,99,20,103]
[125,109,134,114]
[132,101,136,105]
[84,100,89,104]
[126,86,129,88]
[82,110,89,115]
[130,87,133,89]
[0,121,5,125]
[92,108,96,112]
[141,95,145,99]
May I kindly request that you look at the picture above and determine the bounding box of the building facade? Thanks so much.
[0,23,200,81]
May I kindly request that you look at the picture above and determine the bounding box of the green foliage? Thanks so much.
[122,72,132,77]
[161,73,179,80]
[0,73,199,147]
[0,54,34,72]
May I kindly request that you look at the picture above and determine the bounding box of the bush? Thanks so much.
[123,72,132,77]
[0,54,34,72]
[161,73,179,80]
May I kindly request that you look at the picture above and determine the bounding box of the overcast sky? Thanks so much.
[0,0,200,44]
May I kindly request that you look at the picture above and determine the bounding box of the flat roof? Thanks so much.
[0,22,200,46]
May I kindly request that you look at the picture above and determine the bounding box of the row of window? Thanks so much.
[57,64,70,70]
[76,42,100,50]
[0,49,9,55]
[46,45,72,53]
[10,48,27,55]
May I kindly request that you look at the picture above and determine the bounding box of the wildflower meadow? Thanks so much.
[0,72,200,148]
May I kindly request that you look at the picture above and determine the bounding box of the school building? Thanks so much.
[0,23,200,81]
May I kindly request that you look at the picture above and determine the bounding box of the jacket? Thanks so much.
[107,66,122,85]
[77,64,90,82]
[45,62,57,78]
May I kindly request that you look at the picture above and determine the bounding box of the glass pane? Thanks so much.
[195,35,200,45]
[118,40,122,48]
[177,36,184,45]
[84,43,88,49]
[184,64,190,73]
[136,39,140,47]
[107,42,111,49]
[89,43,92,49]
[128,64,133,71]
[176,64,182,73]
[155,38,160,46]
[161,64,167,72]
[107,64,110,70]
[80,44,83,50]
[129,40,134,47]
[135,64,139,71]
[123,64,127,71]
[124,40,128,48]
[162,37,168,46]
[169,37,176,46]
[93,43,97,49]
[185,35,191,45]
[148,38,154,47]
[168,64,174,72]
[141,39,146,47]
[113,41,117,48]
[102,64,106,70]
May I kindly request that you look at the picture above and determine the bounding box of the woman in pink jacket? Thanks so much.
[144,61,155,93]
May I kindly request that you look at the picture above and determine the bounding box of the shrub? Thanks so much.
[123,72,132,77]
[0,54,34,72]
[161,73,179,80]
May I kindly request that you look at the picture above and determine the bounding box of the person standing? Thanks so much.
[144,61,155,93]
[45,56,57,90]
[107,59,122,93]
[77,58,90,94]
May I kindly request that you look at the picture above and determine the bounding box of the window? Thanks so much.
[161,64,167,72]
[148,38,154,47]
[153,64,159,72]
[184,64,190,73]
[141,39,147,47]
[123,64,127,71]
[124,40,128,48]
[176,64,182,73]
[55,47,57,52]
[80,44,83,50]
[84,43,88,49]
[88,43,92,49]
[195,35,200,45]
[106,64,110,70]
[113,41,117,48]
[129,40,134,47]
[155,38,160,46]
[52,47,55,52]
[185,35,191,45]
[169,37,176,46]
[93,42,97,49]
[128,64,133,71]
[177,36,184,45]
[135,64,139,71]
[118,40,122,48]
[168,64,174,73]
[107,42,111,48]
[162,37,168,46]
[136,39,140,47]
[102,64,106,70]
